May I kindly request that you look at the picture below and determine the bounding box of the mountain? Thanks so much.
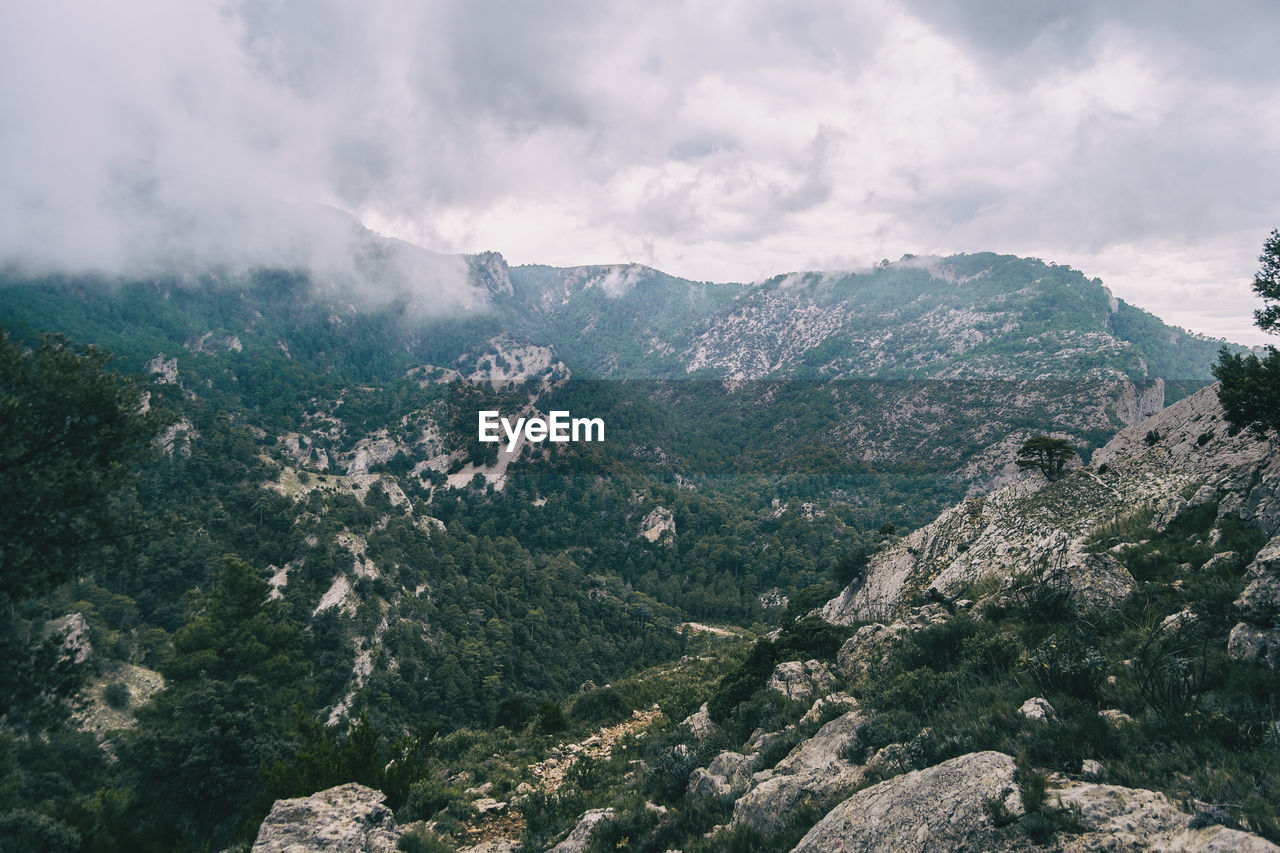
[0,243,1265,850]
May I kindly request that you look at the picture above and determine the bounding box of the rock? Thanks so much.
[1054,781,1280,852]
[1081,759,1105,781]
[1098,709,1135,727]
[472,797,506,814]
[679,702,718,741]
[790,751,1022,853]
[707,751,755,793]
[866,742,912,776]
[745,726,790,755]
[1160,606,1199,633]
[43,613,91,664]
[1200,551,1241,573]
[459,841,518,853]
[639,507,676,544]
[767,659,838,702]
[251,783,402,852]
[551,807,614,853]
[800,692,859,726]
[836,623,909,680]
[1235,536,1280,624]
[515,781,535,796]
[1018,697,1058,723]
[1064,552,1135,614]
[687,768,731,800]
[732,710,865,835]
[1151,496,1192,534]
[1228,622,1280,669]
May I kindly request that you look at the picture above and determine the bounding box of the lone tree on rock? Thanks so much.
[1214,229,1280,436]
[1016,435,1077,481]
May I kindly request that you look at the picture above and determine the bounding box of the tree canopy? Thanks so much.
[1214,230,1280,435]
[1015,435,1077,481]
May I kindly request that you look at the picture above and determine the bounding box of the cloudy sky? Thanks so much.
[3,1,1279,343]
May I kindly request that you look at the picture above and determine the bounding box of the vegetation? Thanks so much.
[1015,435,1077,481]
[1215,229,1280,435]
[0,249,1265,851]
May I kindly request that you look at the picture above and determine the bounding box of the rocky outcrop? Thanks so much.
[1230,535,1280,670]
[767,659,837,702]
[551,807,614,853]
[251,783,402,852]
[790,751,1022,853]
[822,385,1280,623]
[678,702,717,741]
[1054,780,1280,852]
[732,709,865,835]
[689,751,754,799]
[639,506,676,544]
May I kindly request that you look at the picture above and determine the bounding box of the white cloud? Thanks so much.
[1,0,1277,341]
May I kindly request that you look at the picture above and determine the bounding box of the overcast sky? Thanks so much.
[3,1,1278,343]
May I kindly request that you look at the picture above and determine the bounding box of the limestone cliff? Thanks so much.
[822,384,1280,624]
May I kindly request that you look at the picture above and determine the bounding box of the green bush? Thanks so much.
[102,681,131,710]
[1027,630,1106,702]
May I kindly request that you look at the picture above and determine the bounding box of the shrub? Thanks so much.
[1027,630,1106,702]
[102,681,131,710]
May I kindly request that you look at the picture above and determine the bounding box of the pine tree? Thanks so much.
[1214,230,1280,435]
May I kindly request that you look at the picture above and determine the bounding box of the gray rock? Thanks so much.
[707,751,754,793]
[252,783,402,852]
[1064,552,1135,613]
[1098,709,1136,727]
[679,702,718,741]
[767,659,838,702]
[732,710,865,835]
[1228,622,1280,669]
[1080,759,1105,781]
[551,807,614,853]
[1235,536,1280,624]
[1018,697,1058,723]
[1200,550,1241,573]
[1151,496,1193,534]
[836,623,909,681]
[1054,781,1280,852]
[687,768,731,800]
[790,751,1022,853]
[800,692,859,726]
[1160,606,1198,633]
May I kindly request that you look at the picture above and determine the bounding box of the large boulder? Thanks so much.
[790,751,1021,853]
[1054,781,1280,852]
[767,659,838,702]
[732,710,865,835]
[252,783,402,852]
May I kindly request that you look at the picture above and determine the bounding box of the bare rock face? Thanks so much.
[822,385,1280,624]
[790,751,1022,853]
[767,659,838,702]
[1054,781,1280,852]
[551,807,614,853]
[251,783,402,852]
[732,710,865,835]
